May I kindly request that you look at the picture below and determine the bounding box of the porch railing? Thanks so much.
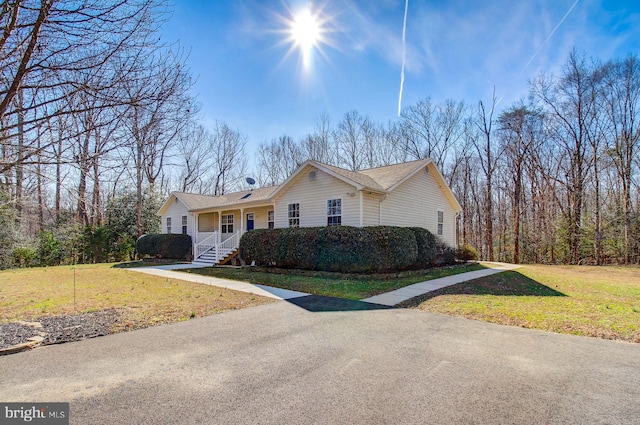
[195,231,219,259]
[219,231,241,254]
[194,231,241,264]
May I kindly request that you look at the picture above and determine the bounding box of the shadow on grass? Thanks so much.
[398,270,567,309]
[287,295,395,312]
[112,260,187,269]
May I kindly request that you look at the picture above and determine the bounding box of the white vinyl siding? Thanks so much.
[380,167,456,246]
[362,192,381,226]
[161,197,194,238]
[273,167,360,228]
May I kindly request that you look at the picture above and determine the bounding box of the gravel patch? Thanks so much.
[0,323,42,349]
[0,309,123,350]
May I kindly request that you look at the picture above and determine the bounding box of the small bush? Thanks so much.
[38,230,64,266]
[457,243,478,261]
[12,247,37,268]
[136,234,192,259]
[434,239,457,266]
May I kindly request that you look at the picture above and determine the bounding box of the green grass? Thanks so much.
[185,262,486,300]
[400,264,640,343]
[0,263,273,330]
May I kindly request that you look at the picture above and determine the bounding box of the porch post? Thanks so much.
[240,208,244,234]
[193,213,198,261]
[218,211,222,244]
[194,212,198,243]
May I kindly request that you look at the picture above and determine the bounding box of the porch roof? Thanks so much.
[173,186,276,212]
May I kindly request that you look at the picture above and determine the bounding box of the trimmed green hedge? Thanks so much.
[240,226,447,273]
[407,227,438,268]
[136,234,192,259]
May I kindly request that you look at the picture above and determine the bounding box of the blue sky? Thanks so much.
[161,0,640,154]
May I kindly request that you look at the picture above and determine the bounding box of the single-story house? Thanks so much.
[158,158,462,265]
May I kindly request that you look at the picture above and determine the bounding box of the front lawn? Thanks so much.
[185,262,486,300]
[400,264,640,343]
[0,263,272,329]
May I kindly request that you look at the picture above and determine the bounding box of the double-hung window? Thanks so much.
[268,211,275,229]
[288,203,300,227]
[166,217,172,234]
[221,214,234,233]
[327,199,342,226]
[181,215,188,234]
[437,211,444,236]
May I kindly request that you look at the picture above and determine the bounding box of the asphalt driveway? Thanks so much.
[1,299,638,424]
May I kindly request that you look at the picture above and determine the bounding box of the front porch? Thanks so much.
[192,205,274,265]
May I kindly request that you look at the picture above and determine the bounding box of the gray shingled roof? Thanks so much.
[167,159,443,213]
[319,163,386,192]
[173,186,276,211]
[359,159,429,190]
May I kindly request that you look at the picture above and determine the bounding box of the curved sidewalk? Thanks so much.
[361,262,522,306]
[129,262,521,307]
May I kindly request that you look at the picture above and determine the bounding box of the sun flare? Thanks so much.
[291,9,320,53]
[286,7,326,70]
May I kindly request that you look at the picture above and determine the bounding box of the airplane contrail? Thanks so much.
[521,0,580,73]
[397,0,409,117]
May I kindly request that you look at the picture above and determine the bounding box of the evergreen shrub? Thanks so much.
[407,227,438,268]
[241,226,422,273]
[136,234,192,259]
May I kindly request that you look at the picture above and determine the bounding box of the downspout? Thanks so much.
[455,211,461,248]
[359,191,363,227]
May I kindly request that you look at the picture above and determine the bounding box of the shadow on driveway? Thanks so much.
[287,295,394,312]
[398,270,566,308]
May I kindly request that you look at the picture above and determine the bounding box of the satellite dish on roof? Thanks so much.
[246,177,256,186]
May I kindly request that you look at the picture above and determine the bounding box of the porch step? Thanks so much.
[194,248,238,266]
[217,249,239,266]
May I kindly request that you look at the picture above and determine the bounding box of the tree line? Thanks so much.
[250,51,640,266]
[1,1,638,267]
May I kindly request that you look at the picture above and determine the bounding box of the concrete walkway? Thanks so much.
[129,262,521,306]
[129,266,310,300]
[361,262,522,306]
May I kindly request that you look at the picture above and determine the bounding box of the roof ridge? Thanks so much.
[357,158,429,172]
[173,184,279,198]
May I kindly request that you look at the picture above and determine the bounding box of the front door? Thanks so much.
[246,213,254,231]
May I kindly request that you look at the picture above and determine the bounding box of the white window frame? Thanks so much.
[166,217,172,234]
[181,215,188,235]
[437,210,444,236]
[288,203,300,227]
[268,210,275,229]
[327,199,342,226]
[221,214,234,233]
